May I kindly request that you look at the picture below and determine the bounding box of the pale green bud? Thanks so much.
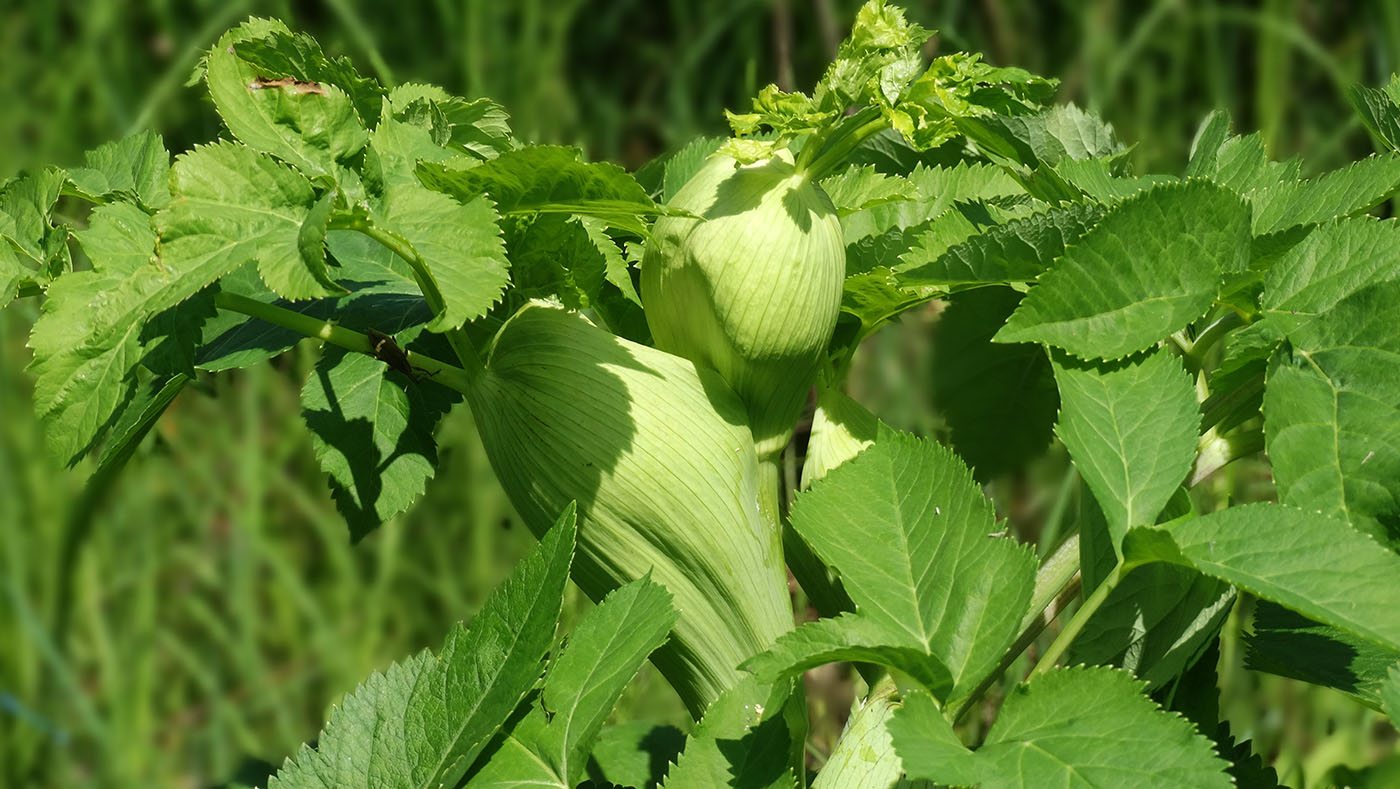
[642,151,845,459]
[466,302,792,718]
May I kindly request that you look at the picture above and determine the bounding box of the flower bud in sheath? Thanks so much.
[466,302,792,717]
[642,152,845,459]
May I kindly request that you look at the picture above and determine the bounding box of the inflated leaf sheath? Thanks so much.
[467,302,792,718]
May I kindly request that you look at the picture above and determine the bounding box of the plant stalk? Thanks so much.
[211,291,474,394]
[952,532,1082,723]
[329,215,486,380]
[1031,561,1125,676]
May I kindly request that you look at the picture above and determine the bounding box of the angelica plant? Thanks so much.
[4,2,1400,787]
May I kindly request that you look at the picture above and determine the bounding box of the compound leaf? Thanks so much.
[65,130,172,209]
[233,27,385,129]
[417,146,658,236]
[269,506,576,789]
[765,428,1036,702]
[1249,155,1400,234]
[1263,280,1400,545]
[371,182,509,332]
[1262,217,1400,319]
[1142,503,1400,651]
[1052,347,1200,548]
[900,200,1104,288]
[890,667,1231,788]
[467,578,677,787]
[996,180,1250,359]
[301,335,460,540]
[204,18,367,183]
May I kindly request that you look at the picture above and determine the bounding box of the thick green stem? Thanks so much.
[329,215,486,380]
[211,291,473,394]
[1190,427,1266,487]
[1031,561,1125,676]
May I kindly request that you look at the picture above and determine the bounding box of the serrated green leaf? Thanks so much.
[1249,155,1400,234]
[890,667,1231,788]
[900,200,1104,288]
[1185,111,1233,179]
[27,201,211,464]
[931,287,1058,481]
[467,578,678,787]
[1070,564,1234,691]
[65,130,171,209]
[1053,157,1178,203]
[585,722,685,789]
[996,180,1250,359]
[661,676,798,789]
[1147,503,1400,651]
[840,161,1022,243]
[293,191,345,298]
[93,372,189,473]
[1052,347,1199,548]
[233,28,385,128]
[364,108,462,192]
[301,338,459,540]
[743,615,953,696]
[662,137,725,203]
[821,165,920,216]
[1384,663,1400,728]
[417,146,658,236]
[1245,602,1400,709]
[968,103,1123,171]
[1349,78,1400,153]
[0,167,69,304]
[1263,280,1400,545]
[367,182,508,332]
[157,140,333,301]
[1262,217,1400,319]
[204,18,367,183]
[503,212,608,310]
[1212,722,1284,789]
[768,429,1035,701]
[269,505,576,789]
[1208,132,1301,194]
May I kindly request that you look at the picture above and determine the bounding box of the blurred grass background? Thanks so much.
[2,1,1399,786]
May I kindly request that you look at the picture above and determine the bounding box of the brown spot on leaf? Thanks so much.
[249,76,328,96]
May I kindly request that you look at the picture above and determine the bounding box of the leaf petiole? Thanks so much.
[211,290,473,394]
[328,213,487,380]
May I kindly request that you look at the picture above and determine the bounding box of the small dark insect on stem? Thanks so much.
[366,329,436,383]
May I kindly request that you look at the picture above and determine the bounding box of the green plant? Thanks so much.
[4,1,1400,785]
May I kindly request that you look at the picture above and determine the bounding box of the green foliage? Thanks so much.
[889,667,1231,787]
[7,2,1400,786]
[269,506,577,789]
[1052,348,1200,548]
[749,428,1036,706]
[996,180,1251,359]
